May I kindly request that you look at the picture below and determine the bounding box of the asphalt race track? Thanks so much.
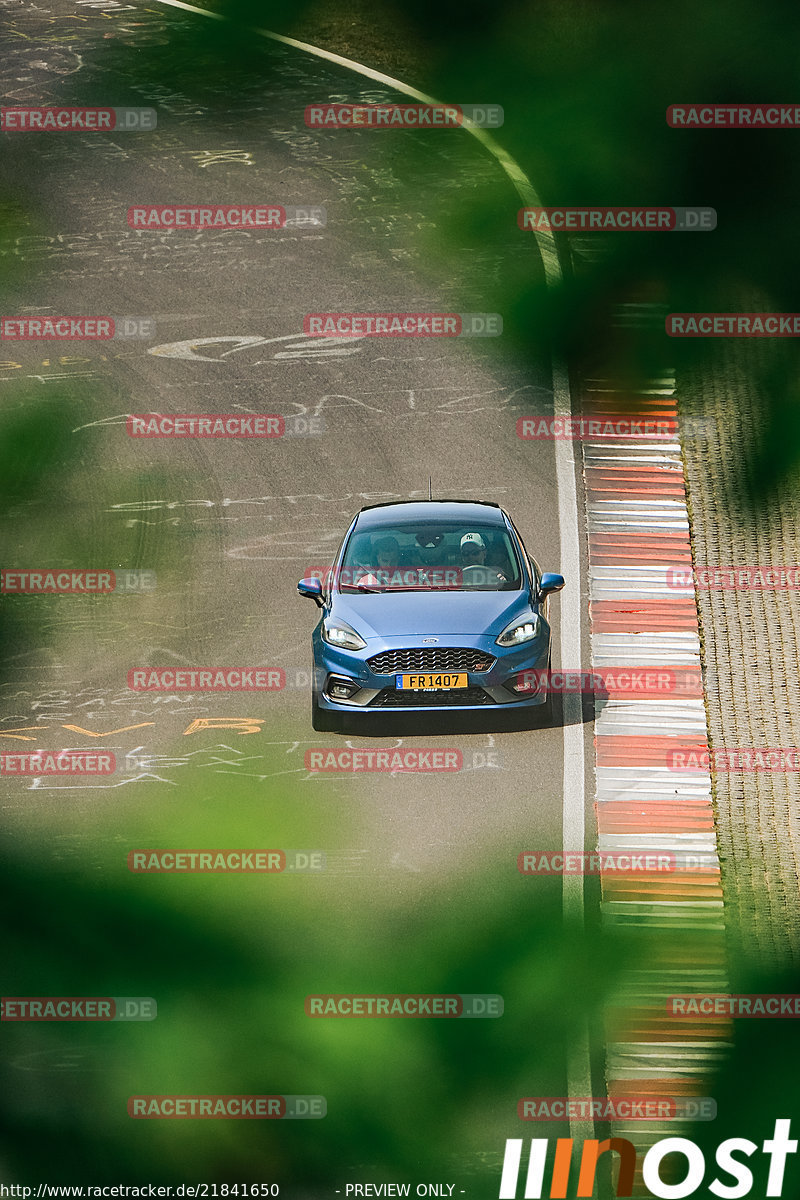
[0,0,599,1188]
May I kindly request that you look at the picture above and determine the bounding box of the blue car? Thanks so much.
[297,500,565,731]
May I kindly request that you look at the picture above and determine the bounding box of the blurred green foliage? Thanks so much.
[3,0,800,1192]
[2,770,625,1188]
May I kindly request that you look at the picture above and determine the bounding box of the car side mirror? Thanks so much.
[297,577,325,608]
[539,572,565,597]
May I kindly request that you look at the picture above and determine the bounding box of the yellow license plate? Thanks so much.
[397,672,468,690]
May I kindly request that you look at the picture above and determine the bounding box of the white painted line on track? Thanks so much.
[149,0,561,278]
[554,358,593,1144]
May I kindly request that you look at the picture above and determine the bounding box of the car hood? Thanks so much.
[330,590,535,638]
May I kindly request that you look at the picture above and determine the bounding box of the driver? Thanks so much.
[460,532,508,585]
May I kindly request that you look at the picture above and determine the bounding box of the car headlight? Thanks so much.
[322,620,366,651]
[496,614,540,647]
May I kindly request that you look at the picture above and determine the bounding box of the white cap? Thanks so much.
[460,532,486,550]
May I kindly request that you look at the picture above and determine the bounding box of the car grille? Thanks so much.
[366,647,496,675]
[369,687,495,708]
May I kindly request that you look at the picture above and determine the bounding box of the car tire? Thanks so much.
[312,690,340,732]
[533,652,557,727]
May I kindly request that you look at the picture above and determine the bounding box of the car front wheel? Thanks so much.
[311,689,340,732]
[533,652,557,726]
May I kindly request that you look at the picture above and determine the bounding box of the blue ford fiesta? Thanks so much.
[297,500,565,731]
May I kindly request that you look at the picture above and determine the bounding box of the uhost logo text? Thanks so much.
[499,1120,796,1198]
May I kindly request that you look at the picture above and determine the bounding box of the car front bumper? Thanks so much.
[311,630,552,715]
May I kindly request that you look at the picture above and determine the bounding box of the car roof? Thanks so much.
[355,500,506,529]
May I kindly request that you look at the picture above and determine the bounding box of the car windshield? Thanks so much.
[336,521,523,593]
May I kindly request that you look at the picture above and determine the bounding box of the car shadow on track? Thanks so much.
[328,693,596,738]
